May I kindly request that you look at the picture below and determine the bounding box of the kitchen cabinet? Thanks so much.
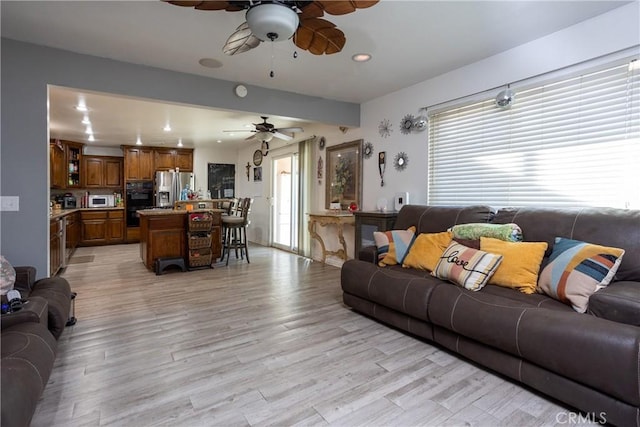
[80,209,125,245]
[82,155,123,188]
[123,146,154,181]
[50,218,62,276]
[50,141,66,189]
[65,142,83,188]
[154,148,193,171]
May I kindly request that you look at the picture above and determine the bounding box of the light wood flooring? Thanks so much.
[32,244,593,427]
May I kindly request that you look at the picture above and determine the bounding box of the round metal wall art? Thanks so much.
[363,141,374,159]
[378,119,392,138]
[400,114,415,135]
[413,115,427,132]
[394,152,408,171]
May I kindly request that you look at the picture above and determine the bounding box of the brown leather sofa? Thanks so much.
[341,205,640,427]
[1,268,73,426]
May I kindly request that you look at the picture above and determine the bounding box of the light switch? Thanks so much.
[0,196,19,211]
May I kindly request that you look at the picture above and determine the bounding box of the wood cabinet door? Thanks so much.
[83,156,104,187]
[107,210,124,242]
[65,142,83,188]
[139,149,154,180]
[104,158,123,187]
[175,150,193,171]
[50,142,66,189]
[50,219,61,275]
[82,219,108,243]
[154,149,175,171]
[124,148,140,180]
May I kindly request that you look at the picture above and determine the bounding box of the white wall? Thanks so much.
[360,2,640,211]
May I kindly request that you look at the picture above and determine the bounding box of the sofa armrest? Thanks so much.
[358,246,377,264]
[0,296,48,331]
[12,266,36,294]
[587,281,640,327]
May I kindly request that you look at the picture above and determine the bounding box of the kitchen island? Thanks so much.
[138,209,224,271]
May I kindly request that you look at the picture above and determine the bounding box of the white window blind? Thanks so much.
[428,59,640,209]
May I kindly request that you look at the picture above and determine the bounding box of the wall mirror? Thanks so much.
[325,139,363,210]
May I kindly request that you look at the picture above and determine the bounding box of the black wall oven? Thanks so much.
[126,181,154,227]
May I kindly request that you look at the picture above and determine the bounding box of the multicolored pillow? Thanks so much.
[374,226,416,266]
[480,237,548,294]
[402,231,453,271]
[449,223,523,242]
[432,242,503,291]
[538,237,625,313]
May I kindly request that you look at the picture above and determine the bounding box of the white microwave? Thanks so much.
[88,195,115,208]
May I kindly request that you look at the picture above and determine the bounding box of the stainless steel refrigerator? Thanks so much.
[155,171,195,208]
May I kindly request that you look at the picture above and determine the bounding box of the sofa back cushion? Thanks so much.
[394,205,495,235]
[492,207,640,282]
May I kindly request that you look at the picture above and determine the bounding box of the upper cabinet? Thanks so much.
[50,141,66,189]
[154,148,193,172]
[82,155,123,188]
[123,147,154,181]
[50,139,83,189]
[66,142,83,188]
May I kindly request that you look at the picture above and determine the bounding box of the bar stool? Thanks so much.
[221,197,252,265]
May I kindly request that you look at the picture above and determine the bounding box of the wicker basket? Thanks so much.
[189,217,213,231]
[189,248,212,267]
[189,233,212,249]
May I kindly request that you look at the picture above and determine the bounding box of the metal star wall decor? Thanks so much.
[378,119,392,138]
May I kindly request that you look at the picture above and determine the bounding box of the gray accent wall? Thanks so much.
[0,38,359,277]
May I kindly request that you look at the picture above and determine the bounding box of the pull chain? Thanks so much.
[270,42,275,78]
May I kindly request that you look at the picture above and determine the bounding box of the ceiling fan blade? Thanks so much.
[223,22,261,55]
[272,131,293,141]
[245,134,258,141]
[223,129,254,133]
[276,127,304,133]
[163,0,247,11]
[297,2,325,19]
[315,0,379,15]
[294,18,345,55]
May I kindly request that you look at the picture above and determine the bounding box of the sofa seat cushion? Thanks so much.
[1,321,57,427]
[341,260,442,322]
[428,283,640,407]
[587,281,640,326]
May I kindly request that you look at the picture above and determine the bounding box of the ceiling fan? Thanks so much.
[224,116,303,142]
[163,1,379,56]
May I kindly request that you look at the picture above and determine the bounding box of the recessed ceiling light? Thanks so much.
[164,124,172,132]
[82,116,90,125]
[199,58,223,69]
[75,104,88,112]
[352,53,371,62]
[136,136,142,146]
[88,135,95,142]
[177,138,183,147]
[85,126,93,135]
[217,140,222,144]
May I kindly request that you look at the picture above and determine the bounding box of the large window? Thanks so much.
[428,58,640,209]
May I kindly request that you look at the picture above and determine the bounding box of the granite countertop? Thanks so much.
[50,207,125,220]
[137,208,226,216]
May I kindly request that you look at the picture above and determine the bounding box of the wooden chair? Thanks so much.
[221,197,252,265]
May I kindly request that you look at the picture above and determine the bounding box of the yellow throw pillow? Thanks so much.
[480,237,548,294]
[402,231,453,271]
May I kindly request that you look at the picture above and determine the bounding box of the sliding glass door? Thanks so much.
[272,153,299,253]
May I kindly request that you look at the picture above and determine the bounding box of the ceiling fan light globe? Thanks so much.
[257,131,274,142]
[246,3,299,42]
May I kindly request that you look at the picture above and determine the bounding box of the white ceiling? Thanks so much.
[2,0,630,149]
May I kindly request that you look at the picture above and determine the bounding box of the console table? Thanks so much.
[307,212,355,263]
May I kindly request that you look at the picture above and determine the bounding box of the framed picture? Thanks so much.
[325,139,363,210]
[253,166,262,182]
